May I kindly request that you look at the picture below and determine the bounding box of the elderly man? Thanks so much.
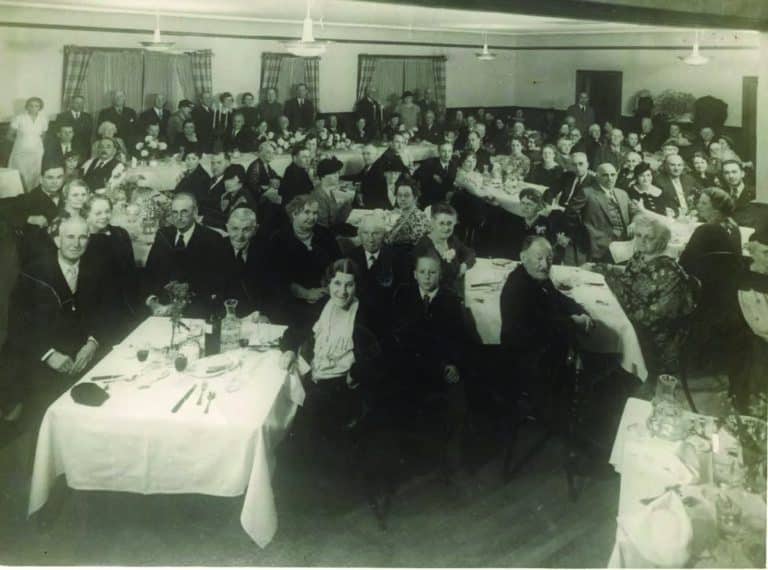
[195,151,230,228]
[466,130,492,173]
[351,144,389,210]
[594,128,626,171]
[191,90,216,153]
[223,111,256,153]
[246,141,281,198]
[638,117,659,153]
[257,87,283,131]
[279,144,314,203]
[566,92,596,135]
[420,110,443,144]
[414,141,457,208]
[166,99,195,149]
[139,93,170,134]
[97,90,137,142]
[373,132,411,175]
[6,216,112,425]
[654,154,699,215]
[310,157,354,232]
[582,163,640,262]
[348,214,396,337]
[56,95,92,156]
[499,236,592,428]
[144,193,230,318]
[721,160,756,225]
[354,86,383,139]
[82,138,123,192]
[284,83,316,131]
[350,116,371,144]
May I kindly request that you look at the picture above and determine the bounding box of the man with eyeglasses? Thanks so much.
[144,193,230,318]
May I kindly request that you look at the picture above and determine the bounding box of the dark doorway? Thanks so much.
[742,76,757,163]
[576,70,623,127]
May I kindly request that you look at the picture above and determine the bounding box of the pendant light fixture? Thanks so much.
[476,32,496,61]
[140,11,175,52]
[679,30,709,66]
[282,0,330,58]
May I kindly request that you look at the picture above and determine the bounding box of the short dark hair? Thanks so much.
[219,92,233,102]
[241,92,254,102]
[323,258,362,290]
[519,187,543,205]
[721,159,743,172]
[41,161,65,175]
[395,174,420,198]
[430,202,457,219]
[182,119,196,129]
[414,251,442,272]
[459,150,476,166]
[56,121,75,132]
[178,99,194,109]
[291,144,307,157]
[521,235,550,254]
[182,149,201,160]
[223,164,246,184]
[701,186,735,216]
[633,162,654,179]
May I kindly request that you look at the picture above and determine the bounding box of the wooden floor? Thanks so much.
[0,418,621,567]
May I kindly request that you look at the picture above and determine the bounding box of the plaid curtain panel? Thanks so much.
[356,55,377,101]
[303,57,321,112]
[432,56,447,114]
[260,53,285,98]
[61,46,93,109]
[189,50,213,97]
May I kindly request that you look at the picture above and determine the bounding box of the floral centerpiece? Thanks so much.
[318,128,353,150]
[164,281,193,352]
[398,124,419,144]
[135,136,169,163]
[274,130,307,153]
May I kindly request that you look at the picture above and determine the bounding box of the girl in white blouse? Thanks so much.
[7,97,48,190]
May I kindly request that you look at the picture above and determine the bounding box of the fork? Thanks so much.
[204,391,216,414]
[197,381,208,405]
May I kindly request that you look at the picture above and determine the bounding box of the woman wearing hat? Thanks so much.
[311,156,355,233]
[396,91,421,131]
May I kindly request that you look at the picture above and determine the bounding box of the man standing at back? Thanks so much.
[97,90,137,143]
[284,83,316,132]
[354,86,383,139]
[56,95,92,158]
[191,90,216,153]
[566,92,596,135]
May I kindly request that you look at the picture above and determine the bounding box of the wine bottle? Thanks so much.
[204,295,222,356]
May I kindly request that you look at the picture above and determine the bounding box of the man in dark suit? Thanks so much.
[581,163,640,262]
[139,94,170,135]
[414,142,457,208]
[167,99,195,150]
[388,253,471,480]
[223,112,256,153]
[654,154,699,215]
[191,90,216,153]
[283,83,316,131]
[43,122,85,168]
[0,162,64,266]
[82,138,123,192]
[467,130,492,173]
[144,193,231,318]
[594,129,627,172]
[353,86,383,139]
[721,160,756,226]
[566,92,596,135]
[419,110,443,145]
[349,116,372,144]
[55,95,92,158]
[6,216,112,423]
[196,151,229,228]
[638,117,660,154]
[97,90,137,143]
[246,142,281,201]
[373,133,410,176]
[499,236,593,427]
[221,206,271,318]
[278,145,314,204]
[351,145,389,210]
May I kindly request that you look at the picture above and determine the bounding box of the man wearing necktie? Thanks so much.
[566,92,596,136]
[55,95,92,157]
[6,216,113,426]
[581,163,640,262]
[414,142,458,208]
[43,122,83,167]
[82,138,122,192]
[284,83,316,131]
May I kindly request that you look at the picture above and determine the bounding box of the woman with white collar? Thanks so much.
[628,162,666,216]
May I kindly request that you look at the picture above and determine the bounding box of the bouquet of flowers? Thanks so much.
[135,136,168,162]
[163,281,193,350]
[318,128,353,150]
[275,130,294,153]
[398,124,419,144]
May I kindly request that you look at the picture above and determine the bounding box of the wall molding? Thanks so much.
[0,21,759,51]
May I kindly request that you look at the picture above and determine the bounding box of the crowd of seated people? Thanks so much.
[1,86,766,518]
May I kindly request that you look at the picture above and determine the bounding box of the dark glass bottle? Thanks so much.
[204,295,222,356]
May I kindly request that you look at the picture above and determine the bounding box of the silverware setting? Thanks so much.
[205,391,216,414]
[196,381,208,405]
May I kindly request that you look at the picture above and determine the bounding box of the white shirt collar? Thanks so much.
[419,287,438,302]
[58,254,79,276]
[177,224,195,245]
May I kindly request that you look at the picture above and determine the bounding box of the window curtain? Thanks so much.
[403,59,434,97]
[370,59,407,118]
[84,50,144,117]
[303,57,320,111]
[431,57,447,113]
[260,53,285,100]
[61,46,92,109]
[142,52,193,110]
[356,55,377,102]
[189,49,213,98]
[275,57,306,105]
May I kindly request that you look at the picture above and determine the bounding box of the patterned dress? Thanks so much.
[598,253,697,375]
[386,207,431,246]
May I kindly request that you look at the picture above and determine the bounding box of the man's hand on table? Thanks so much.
[45,351,74,375]
[71,339,98,375]
[571,313,594,333]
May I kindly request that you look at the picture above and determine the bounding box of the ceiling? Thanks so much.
[0,0,704,35]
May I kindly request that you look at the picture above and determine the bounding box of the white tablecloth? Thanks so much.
[609,217,755,264]
[465,259,648,381]
[28,317,304,548]
[126,143,437,191]
[0,167,24,198]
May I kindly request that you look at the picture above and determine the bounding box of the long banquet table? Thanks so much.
[0,167,24,198]
[28,316,304,548]
[126,143,438,191]
[465,258,648,381]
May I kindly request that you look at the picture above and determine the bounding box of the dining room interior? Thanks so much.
[0,0,767,567]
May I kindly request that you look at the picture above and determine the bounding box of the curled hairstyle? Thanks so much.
[81,194,112,219]
[701,186,735,217]
[285,194,319,218]
[62,178,91,202]
[519,187,543,206]
[322,258,362,291]
[430,202,457,219]
[633,162,654,179]
[633,214,671,253]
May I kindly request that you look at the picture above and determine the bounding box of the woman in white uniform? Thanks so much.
[7,97,49,191]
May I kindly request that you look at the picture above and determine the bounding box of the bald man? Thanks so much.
[144,193,230,317]
[654,154,699,215]
[582,163,639,261]
[97,90,137,142]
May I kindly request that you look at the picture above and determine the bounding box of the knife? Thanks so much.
[171,385,197,413]
[91,374,124,381]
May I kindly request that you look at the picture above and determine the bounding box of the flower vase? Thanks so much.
[149,159,159,167]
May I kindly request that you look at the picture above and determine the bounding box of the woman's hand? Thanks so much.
[571,313,594,334]
[458,262,468,277]
[279,350,296,370]
[556,232,571,248]
[305,288,326,304]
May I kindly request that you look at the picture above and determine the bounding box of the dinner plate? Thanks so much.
[186,353,240,378]
[491,258,513,267]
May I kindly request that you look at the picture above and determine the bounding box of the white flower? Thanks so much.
[267,132,274,139]
[135,142,144,150]
[535,225,547,235]
[145,135,153,143]
[149,140,158,149]
[140,149,149,157]
[158,142,168,150]
[443,248,456,262]
[412,126,419,132]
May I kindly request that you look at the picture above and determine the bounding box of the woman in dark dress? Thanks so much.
[627,162,666,215]
[266,194,342,328]
[680,187,741,271]
[526,144,563,191]
[690,151,719,189]
[82,195,139,338]
[174,150,211,199]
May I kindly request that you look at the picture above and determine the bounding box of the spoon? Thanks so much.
[205,391,216,414]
